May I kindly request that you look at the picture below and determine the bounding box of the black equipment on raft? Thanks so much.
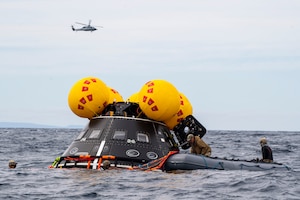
[173,115,207,149]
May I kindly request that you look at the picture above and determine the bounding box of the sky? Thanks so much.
[0,0,299,131]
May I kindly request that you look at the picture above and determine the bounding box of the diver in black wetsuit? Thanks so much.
[260,137,273,163]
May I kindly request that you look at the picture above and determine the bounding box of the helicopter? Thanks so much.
[71,20,103,32]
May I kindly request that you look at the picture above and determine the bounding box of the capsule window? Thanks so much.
[113,130,127,140]
[137,132,149,143]
[88,129,102,139]
[76,130,87,140]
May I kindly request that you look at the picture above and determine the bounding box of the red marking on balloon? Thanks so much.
[147,88,154,93]
[110,88,117,94]
[177,110,183,116]
[82,86,89,91]
[87,94,93,101]
[91,78,97,83]
[151,105,158,111]
[177,118,183,122]
[103,101,107,107]
[142,96,148,103]
[147,81,155,87]
[147,98,154,105]
[84,80,91,84]
[80,97,86,104]
[78,105,84,110]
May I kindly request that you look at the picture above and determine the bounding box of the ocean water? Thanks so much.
[0,128,299,200]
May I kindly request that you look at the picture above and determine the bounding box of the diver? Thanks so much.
[187,134,211,157]
[102,160,111,170]
[8,160,17,169]
[260,137,273,163]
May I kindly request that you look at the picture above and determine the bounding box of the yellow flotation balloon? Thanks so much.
[68,77,109,118]
[127,92,139,103]
[138,80,180,121]
[164,92,193,129]
[108,87,124,104]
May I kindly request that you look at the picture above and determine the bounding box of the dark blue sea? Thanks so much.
[0,128,299,199]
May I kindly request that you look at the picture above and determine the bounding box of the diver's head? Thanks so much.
[260,137,267,146]
[8,160,17,169]
[187,134,194,143]
[102,160,111,170]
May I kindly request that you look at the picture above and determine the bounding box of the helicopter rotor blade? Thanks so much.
[76,22,87,25]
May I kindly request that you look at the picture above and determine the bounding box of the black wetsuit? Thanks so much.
[262,145,273,161]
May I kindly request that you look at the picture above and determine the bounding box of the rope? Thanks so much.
[132,151,179,171]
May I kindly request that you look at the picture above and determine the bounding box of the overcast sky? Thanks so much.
[1,0,299,131]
